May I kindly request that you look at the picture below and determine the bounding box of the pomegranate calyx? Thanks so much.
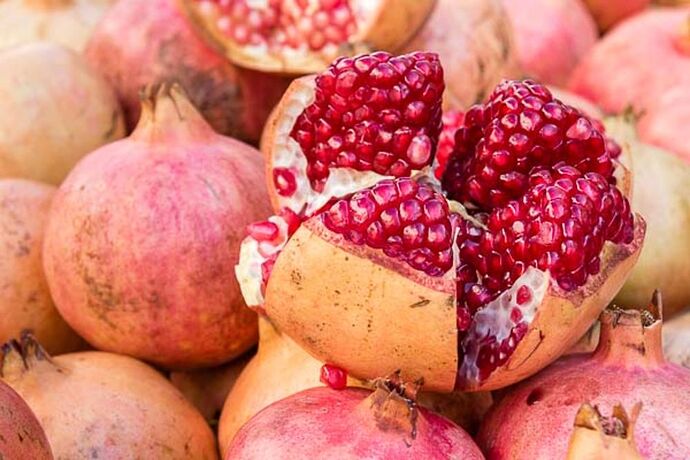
[0,331,53,378]
[566,403,642,460]
[364,371,423,442]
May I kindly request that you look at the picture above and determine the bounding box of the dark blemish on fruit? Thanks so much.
[526,388,543,406]
[290,270,303,285]
[626,342,646,356]
[409,299,430,308]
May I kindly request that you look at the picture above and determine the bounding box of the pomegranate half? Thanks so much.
[0,332,218,459]
[0,379,52,459]
[43,84,271,369]
[226,375,485,459]
[478,293,690,459]
[242,55,645,392]
[179,0,435,74]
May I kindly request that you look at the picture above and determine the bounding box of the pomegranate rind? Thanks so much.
[264,222,458,393]
[178,0,435,74]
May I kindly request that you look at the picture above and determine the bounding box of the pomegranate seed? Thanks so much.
[273,167,297,196]
[247,221,279,241]
[320,364,347,390]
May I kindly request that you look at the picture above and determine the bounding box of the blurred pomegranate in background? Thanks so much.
[638,86,690,163]
[583,0,651,31]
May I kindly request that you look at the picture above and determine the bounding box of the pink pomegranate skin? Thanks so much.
[226,387,485,460]
[43,85,270,369]
[0,381,52,459]
[584,0,651,31]
[501,0,597,86]
[638,86,690,163]
[478,306,690,459]
[569,7,690,114]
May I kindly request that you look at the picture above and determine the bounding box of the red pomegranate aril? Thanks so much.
[273,168,298,196]
[247,221,280,242]
[320,364,348,390]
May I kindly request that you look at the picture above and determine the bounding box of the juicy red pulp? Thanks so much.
[290,51,444,192]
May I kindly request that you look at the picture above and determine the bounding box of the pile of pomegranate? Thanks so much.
[1,1,689,459]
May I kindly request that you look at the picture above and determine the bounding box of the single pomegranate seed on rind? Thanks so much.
[320,364,348,390]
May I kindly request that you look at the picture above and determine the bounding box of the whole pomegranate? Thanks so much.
[478,293,690,459]
[226,375,485,459]
[0,179,84,354]
[85,0,290,143]
[663,310,690,368]
[0,42,125,185]
[638,86,690,163]
[43,84,271,369]
[583,0,651,31]
[0,332,218,459]
[501,0,597,86]
[569,7,690,114]
[566,403,642,459]
[0,0,114,52]
[604,117,690,317]
[247,62,645,392]
[0,380,52,459]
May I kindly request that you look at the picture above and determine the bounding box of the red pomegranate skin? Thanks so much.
[85,0,289,143]
[569,7,690,114]
[43,86,270,369]
[638,86,690,163]
[227,387,485,460]
[478,309,690,459]
[0,381,52,459]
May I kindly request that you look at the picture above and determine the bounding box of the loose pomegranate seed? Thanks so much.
[320,364,347,390]
[291,51,444,191]
[319,177,453,276]
[247,221,279,241]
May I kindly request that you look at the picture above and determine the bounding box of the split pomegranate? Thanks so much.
[569,7,690,114]
[0,42,125,185]
[583,0,651,31]
[0,179,84,354]
[226,375,485,459]
[0,0,114,52]
[0,380,52,459]
[501,0,598,86]
[663,310,690,368]
[566,403,642,459]
[0,332,218,459]
[43,84,271,369]
[247,66,645,392]
[604,117,690,317]
[85,0,290,143]
[478,293,690,459]
[638,86,690,163]
[179,0,435,74]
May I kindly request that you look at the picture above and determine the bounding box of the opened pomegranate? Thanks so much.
[0,42,124,185]
[566,403,642,460]
[0,179,84,354]
[246,65,645,392]
[501,0,597,86]
[604,116,690,317]
[478,293,690,459]
[583,0,651,31]
[0,332,218,459]
[663,310,690,368]
[637,86,690,163]
[226,374,484,459]
[179,0,435,74]
[85,0,290,143]
[569,7,690,114]
[0,0,114,52]
[43,84,271,369]
[0,380,52,459]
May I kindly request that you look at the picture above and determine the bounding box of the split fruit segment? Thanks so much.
[179,0,435,74]
[238,68,646,393]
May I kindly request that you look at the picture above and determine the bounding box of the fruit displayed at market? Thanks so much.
[0,179,84,354]
[0,332,218,459]
[226,374,485,459]
[85,0,290,143]
[43,84,270,369]
[0,42,124,185]
[501,0,597,86]
[566,403,642,459]
[583,0,651,31]
[0,380,52,460]
[0,0,114,52]
[569,7,690,114]
[478,293,690,459]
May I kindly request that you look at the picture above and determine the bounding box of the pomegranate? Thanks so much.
[218,317,492,456]
[0,380,52,459]
[43,84,271,369]
[656,0,690,4]
[663,310,690,368]
[85,0,290,143]
[226,374,485,459]
[638,86,690,163]
[0,0,114,52]
[0,42,124,185]
[501,0,597,86]
[604,116,690,317]
[0,332,218,459]
[583,0,651,31]
[249,67,645,392]
[566,403,642,459]
[179,0,435,74]
[569,7,690,114]
[401,0,520,110]
[0,179,84,354]
[478,293,690,459]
